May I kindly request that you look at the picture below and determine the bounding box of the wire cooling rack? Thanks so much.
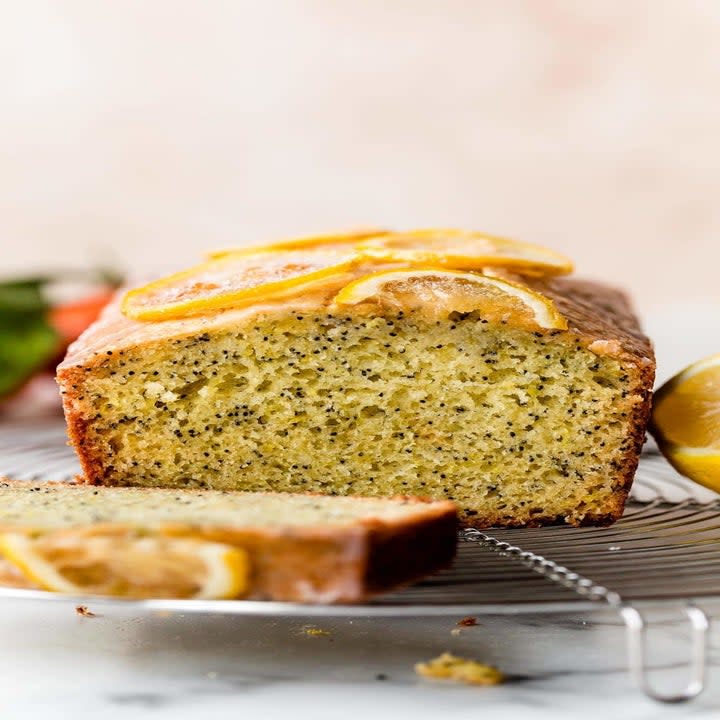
[0,418,718,703]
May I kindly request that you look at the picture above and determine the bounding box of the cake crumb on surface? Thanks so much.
[301,625,331,637]
[75,605,97,617]
[457,616,478,627]
[451,616,478,635]
[415,652,504,686]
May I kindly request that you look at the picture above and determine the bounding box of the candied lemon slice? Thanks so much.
[651,353,720,491]
[0,531,249,599]
[207,228,389,259]
[356,228,573,276]
[333,268,567,330]
[122,248,358,321]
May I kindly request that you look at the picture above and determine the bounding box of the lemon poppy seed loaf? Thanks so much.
[57,230,655,527]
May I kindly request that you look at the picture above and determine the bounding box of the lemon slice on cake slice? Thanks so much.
[0,531,249,599]
[122,248,360,321]
[208,228,389,259]
[333,268,567,330]
[356,229,573,276]
[651,353,720,492]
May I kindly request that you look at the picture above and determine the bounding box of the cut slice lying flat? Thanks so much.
[356,228,573,276]
[207,228,389,259]
[333,268,568,330]
[122,248,359,321]
[0,531,249,599]
[0,482,457,602]
[651,353,720,491]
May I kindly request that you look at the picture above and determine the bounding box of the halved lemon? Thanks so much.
[207,228,389,259]
[0,531,249,599]
[356,229,573,276]
[333,268,567,330]
[651,353,720,492]
[122,248,359,321]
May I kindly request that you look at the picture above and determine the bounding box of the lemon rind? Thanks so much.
[0,533,80,593]
[333,267,568,331]
[122,253,358,322]
[191,542,249,599]
[651,352,720,454]
[0,533,250,599]
[207,228,389,260]
[656,353,720,392]
[355,229,574,275]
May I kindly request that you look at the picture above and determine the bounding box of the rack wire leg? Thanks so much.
[620,604,709,703]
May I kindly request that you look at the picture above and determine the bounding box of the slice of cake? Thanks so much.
[0,479,456,601]
[57,229,655,527]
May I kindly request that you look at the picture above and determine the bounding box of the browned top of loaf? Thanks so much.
[58,275,654,371]
[530,277,653,365]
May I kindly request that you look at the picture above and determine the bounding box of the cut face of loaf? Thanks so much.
[58,277,654,528]
[0,480,457,602]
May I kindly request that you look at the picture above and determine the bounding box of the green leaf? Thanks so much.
[0,279,59,398]
[0,280,49,314]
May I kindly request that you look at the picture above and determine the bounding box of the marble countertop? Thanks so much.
[1,597,717,719]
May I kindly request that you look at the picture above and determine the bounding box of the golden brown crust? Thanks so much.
[363,509,458,592]
[0,479,457,602]
[549,277,654,524]
[57,374,97,484]
[534,277,653,365]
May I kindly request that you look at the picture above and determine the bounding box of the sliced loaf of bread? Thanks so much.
[0,480,456,603]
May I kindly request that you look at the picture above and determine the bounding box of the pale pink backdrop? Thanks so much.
[1,1,719,378]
